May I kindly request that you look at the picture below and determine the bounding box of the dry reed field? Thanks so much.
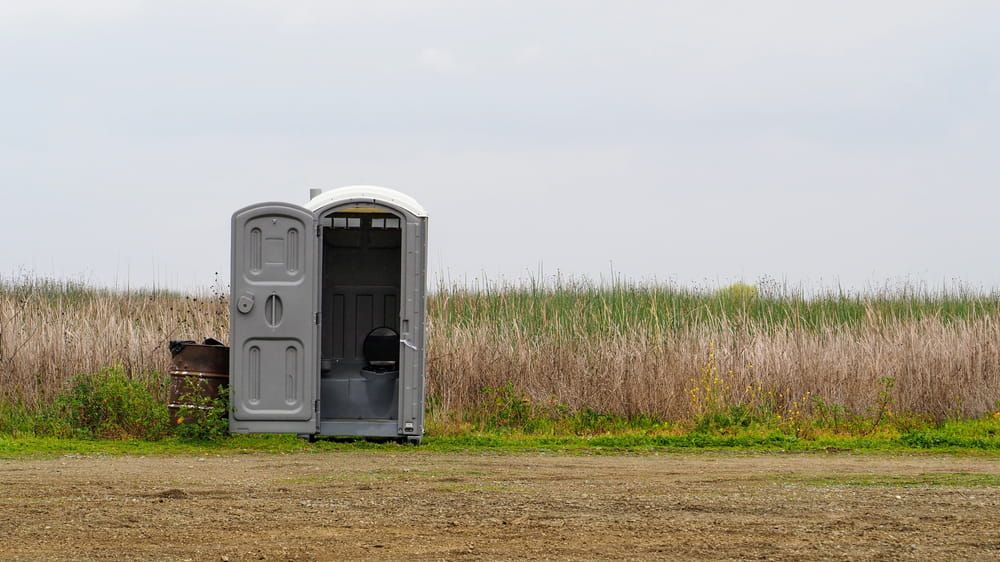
[2,278,1000,423]
[0,281,228,409]
[429,282,1000,423]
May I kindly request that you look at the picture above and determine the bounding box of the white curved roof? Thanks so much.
[305,185,427,218]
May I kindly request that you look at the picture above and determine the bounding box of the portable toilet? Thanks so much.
[229,186,428,443]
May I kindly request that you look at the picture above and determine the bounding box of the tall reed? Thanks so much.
[0,278,227,407]
[2,277,999,422]
[427,280,1000,421]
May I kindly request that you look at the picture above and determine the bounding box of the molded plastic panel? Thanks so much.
[231,203,319,427]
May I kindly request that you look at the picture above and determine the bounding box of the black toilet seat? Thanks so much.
[363,327,399,372]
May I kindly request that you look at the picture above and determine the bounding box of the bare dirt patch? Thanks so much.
[2,450,999,560]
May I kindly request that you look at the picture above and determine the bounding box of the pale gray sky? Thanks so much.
[2,1,998,293]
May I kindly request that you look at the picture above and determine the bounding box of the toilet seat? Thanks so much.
[363,327,399,372]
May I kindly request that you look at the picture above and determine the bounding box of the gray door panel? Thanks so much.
[231,203,318,425]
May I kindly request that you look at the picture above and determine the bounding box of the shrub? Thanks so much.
[471,382,536,431]
[715,282,760,301]
[44,366,170,440]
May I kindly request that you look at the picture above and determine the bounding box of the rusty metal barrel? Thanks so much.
[168,339,229,424]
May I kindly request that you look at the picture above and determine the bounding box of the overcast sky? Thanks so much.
[2,1,998,293]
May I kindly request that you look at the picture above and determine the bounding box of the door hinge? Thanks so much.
[314,399,320,413]
[316,217,332,236]
[314,312,320,324]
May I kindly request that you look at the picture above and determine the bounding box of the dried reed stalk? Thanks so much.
[3,282,999,420]
[427,301,1000,421]
[0,285,227,407]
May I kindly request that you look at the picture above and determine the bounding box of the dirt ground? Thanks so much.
[2,449,999,561]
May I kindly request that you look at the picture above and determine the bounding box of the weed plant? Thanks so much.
[173,383,230,441]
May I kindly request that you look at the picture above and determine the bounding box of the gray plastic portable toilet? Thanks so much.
[229,185,428,443]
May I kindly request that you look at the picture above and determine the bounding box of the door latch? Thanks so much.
[237,294,255,314]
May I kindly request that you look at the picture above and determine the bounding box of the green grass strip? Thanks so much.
[4,430,1000,459]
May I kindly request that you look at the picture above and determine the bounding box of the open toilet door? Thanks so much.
[230,203,320,433]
